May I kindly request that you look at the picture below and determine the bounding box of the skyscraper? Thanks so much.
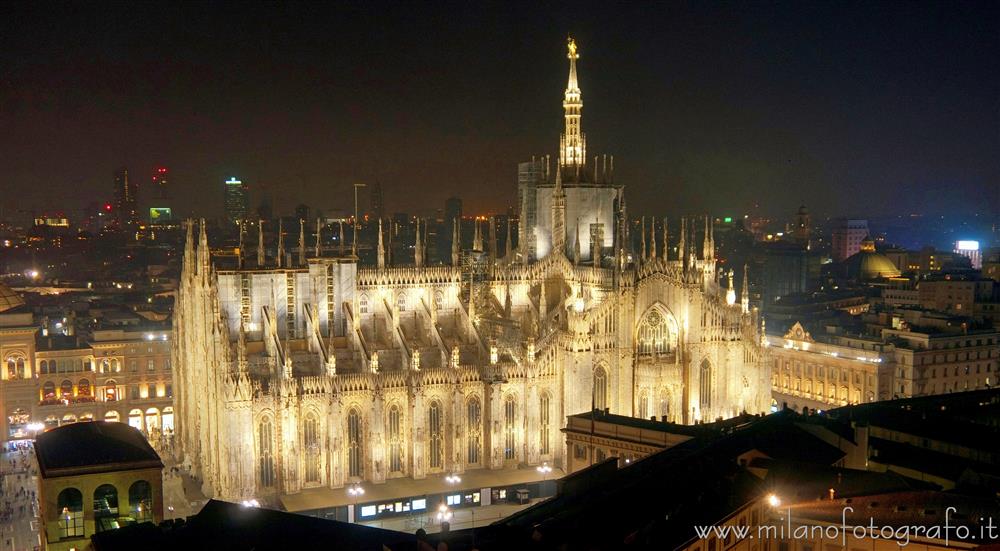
[113,167,139,232]
[149,167,173,223]
[369,182,384,220]
[224,177,249,224]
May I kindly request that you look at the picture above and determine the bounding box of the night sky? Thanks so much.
[2,2,997,221]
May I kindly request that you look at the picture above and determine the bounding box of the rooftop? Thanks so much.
[90,499,415,551]
[36,422,163,478]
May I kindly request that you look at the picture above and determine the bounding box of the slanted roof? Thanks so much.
[0,282,25,313]
[36,422,163,478]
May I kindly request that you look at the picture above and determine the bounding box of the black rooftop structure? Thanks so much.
[91,499,420,551]
[36,422,163,478]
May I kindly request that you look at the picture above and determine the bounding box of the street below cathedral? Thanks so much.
[0,447,41,551]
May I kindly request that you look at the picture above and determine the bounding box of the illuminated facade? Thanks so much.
[0,288,174,450]
[174,39,770,503]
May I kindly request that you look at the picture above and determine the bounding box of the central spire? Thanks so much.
[559,36,586,169]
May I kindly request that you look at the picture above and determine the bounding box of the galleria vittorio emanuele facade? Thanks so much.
[173,38,771,502]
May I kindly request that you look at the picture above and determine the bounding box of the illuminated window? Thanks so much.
[128,481,152,523]
[348,409,363,478]
[593,366,607,411]
[637,309,677,355]
[258,417,275,487]
[540,392,551,456]
[304,412,321,483]
[429,401,443,470]
[388,404,402,473]
[93,484,119,533]
[700,360,712,410]
[504,395,517,460]
[467,397,481,465]
[57,488,84,538]
[638,390,649,419]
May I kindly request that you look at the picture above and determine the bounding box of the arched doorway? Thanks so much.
[144,408,160,435]
[105,411,121,423]
[128,409,143,432]
[161,407,174,433]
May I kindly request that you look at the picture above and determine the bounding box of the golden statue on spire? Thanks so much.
[567,36,578,59]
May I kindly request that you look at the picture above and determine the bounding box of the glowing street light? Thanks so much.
[537,462,553,480]
[436,504,453,523]
[445,474,462,485]
[766,494,781,508]
[240,499,260,507]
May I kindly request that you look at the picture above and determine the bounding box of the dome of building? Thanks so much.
[843,236,900,280]
[0,282,25,313]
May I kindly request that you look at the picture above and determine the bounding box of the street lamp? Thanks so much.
[445,474,462,485]
[436,503,452,524]
[347,484,365,523]
[537,462,553,498]
[240,499,260,508]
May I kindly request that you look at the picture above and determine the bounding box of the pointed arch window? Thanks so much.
[540,392,551,456]
[467,397,481,465]
[388,404,402,473]
[429,401,443,470]
[258,416,275,488]
[699,360,712,411]
[504,395,517,460]
[638,390,649,420]
[593,366,608,411]
[304,412,321,483]
[348,409,363,478]
[359,294,369,315]
[637,308,677,355]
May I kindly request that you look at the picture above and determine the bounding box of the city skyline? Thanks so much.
[2,3,997,221]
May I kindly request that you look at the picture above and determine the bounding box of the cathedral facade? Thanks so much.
[174,38,771,502]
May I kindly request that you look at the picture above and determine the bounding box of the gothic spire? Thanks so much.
[276,218,285,268]
[663,217,669,262]
[197,218,209,273]
[678,215,686,259]
[183,219,195,276]
[640,216,647,260]
[473,218,483,252]
[741,264,750,314]
[560,36,585,168]
[338,220,345,256]
[488,215,497,263]
[314,218,322,258]
[551,163,567,258]
[414,218,424,267]
[726,269,736,305]
[703,215,712,260]
[452,218,460,267]
[237,220,245,269]
[377,218,385,269]
[504,217,513,260]
[649,217,657,260]
[298,219,306,266]
[257,219,265,267]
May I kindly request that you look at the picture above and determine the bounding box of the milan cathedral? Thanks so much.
[173,38,771,502]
